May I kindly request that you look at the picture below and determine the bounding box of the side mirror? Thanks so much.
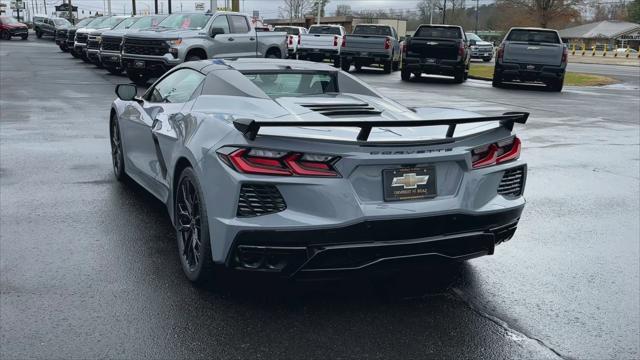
[469,39,477,46]
[210,27,225,37]
[115,84,137,101]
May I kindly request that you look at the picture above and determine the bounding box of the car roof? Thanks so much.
[175,58,339,73]
[509,27,559,32]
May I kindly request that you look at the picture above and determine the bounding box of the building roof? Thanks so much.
[559,20,640,39]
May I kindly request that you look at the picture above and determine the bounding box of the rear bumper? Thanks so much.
[497,62,566,82]
[403,57,464,75]
[471,50,493,59]
[341,50,393,63]
[297,48,339,59]
[227,206,523,278]
[8,28,28,36]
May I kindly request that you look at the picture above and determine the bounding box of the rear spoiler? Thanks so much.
[233,112,529,141]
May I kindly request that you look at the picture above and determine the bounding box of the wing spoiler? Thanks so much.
[233,112,529,141]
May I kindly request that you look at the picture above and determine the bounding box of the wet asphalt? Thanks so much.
[1,36,639,359]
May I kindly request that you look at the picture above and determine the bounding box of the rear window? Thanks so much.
[507,29,560,44]
[353,25,392,36]
[415,26,462,39]
[244,72,337,98]
[274,26,300,35]
[309,26,341,35]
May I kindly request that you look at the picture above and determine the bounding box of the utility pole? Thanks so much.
[107,0,111,15]
[168,0,171,14]
[429,0,433,24]
[43,0,46,14]
[210,0,215,12]
[316,0,321,25]
[231,0,238,11]
[131,0,136,15]
[442,0,447,24]
[475,0,479,34]
[154,0,157,13]
[67,0,73,22]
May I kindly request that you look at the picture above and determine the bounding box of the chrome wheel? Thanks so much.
[176,177,202,271]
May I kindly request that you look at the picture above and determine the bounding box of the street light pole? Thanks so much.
[316,0,321,25]
[168,0,171,14]
[131,0,136,15]
[475,0,479,34]
[442,0,447,24]
[154,0,158,14]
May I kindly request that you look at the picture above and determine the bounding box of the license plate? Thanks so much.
[134,60,145,69]
[383,167,437,202]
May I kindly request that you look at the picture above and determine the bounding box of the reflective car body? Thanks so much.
[110,59,528,282]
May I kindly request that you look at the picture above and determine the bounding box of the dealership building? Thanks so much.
[559,20,640,50]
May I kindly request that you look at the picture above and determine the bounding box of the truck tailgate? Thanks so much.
[343,35,387,52]
[503,42,563,66]
[408,38,459,60]
[300,34,337,50]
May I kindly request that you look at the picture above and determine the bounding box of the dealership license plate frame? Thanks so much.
[382,167,437,202]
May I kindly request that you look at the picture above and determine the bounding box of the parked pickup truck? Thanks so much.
[401,24,470,83]
[493,27,567,92]
[75,16,126,62]
[86,16,133,67]
[273,26,307,58]
[466,32,494,62]
[121,12,287,85]
[99,15,167,75]
[340,24,401,73]
[297,24,345,67]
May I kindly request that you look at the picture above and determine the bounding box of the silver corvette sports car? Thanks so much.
[110,59,528,284]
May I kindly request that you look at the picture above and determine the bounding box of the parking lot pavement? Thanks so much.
[1,38,639,359]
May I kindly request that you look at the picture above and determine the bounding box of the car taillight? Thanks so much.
[384,37,391,50]
[458,42,465,56]
[497,44,505,60]
[342,37,346,47]
[219,148,340,177]
[288,35,293,46]
[402,42,407,54]
[297,36,301,45]
[561,47,568,64]
[472,136,521,169]
[333,35,338,47]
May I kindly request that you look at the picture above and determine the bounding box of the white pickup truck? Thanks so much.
[273,26,308,58]
[296,24,345,67]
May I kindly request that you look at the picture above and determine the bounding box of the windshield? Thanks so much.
[75,18,93,27]
[507,29,560,44]
[0,17,19,24]
[353,25,391,36]
[54,18,71,26]
[274,27,300,35]
[113,17,138,30]
[415,26,461,39]
[129,15,166,29]
[158,14,211,30]
[101,17,125,28]
[244,72,338,98]
[309,26,341,35]
[466,33,482,41]
[86,17,107,28]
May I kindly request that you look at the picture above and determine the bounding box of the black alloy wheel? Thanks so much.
[127,70,150,86]
[175,168,214,284]
[1,31,10,40]
[110,116,126,181]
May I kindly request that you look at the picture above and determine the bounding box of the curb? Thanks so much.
[468,75,492,82]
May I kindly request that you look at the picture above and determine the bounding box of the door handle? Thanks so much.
[228,37,235,41]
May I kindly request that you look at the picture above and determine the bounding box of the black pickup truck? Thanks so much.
[401,24,470,83]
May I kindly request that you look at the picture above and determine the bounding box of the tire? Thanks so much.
[21,34,28,40]
[333,56,340,68]
[110,115,126,182]
[59,45,66,51]
[71,49,80,58]
[186,54,204,62]
[1,30,10,40]
[354,63,362,72]
[127,71,150,86]
[492,67,503,88]
[454,69,464,83]
[549,77,564,92]
[175,167,214,285]
[401,66,411,81]
[340,58,350,72]
[266,50,280,59]
[392,60,400,71]
[36,30,42,39]
[106,66,122,75]
[383,60,392,74]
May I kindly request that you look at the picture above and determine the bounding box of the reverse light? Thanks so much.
[219,147,340,177]
[384,37,391,50]
[472,136,521,169]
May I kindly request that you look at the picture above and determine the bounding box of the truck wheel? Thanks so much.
[21,34,28,40]
[59,45,66,51]
[127,71,150,86]
[186,54,204,62]
[454,69,465,83]
[71,49,80,58]
[106,66,122,75]
[383,60,392,74]
[354,63,362,72]
[333,56,340,68]
[549,77,564,92]
[492,74,503,88]
[340,59,350,72]
[401,67,411,81]
[36,30,42,39]
[392,60,400,71]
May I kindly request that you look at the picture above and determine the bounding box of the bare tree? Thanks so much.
[335,4,352,16]
[278,0,314,19]
[309,0,330,17]
[506,0,583,28]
